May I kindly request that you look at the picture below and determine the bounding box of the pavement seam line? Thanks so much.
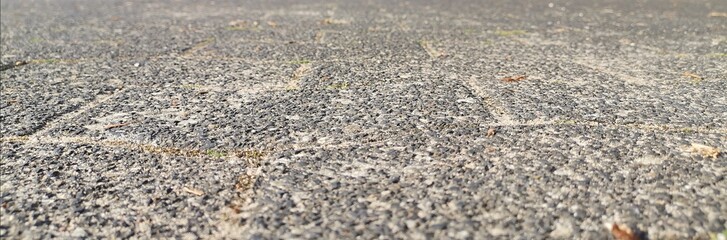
[26,88,127,141]
[314,30,327,44]
[287,63,312,90]
[45,55,384,67]
[4,120,723,148]
[2,135,270,160]
[419,40,442,58]
[572,59,651,86]
[464,75,515,124]
[181,38,216,56]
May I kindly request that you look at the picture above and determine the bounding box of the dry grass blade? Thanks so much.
[683,71,703,81]
[418,40,443,58]
[183,187,204,196]
[0,136,30,143]
[502,75,527,82]
[687,143,720,159]
[611,224,640,240]
[181,38,215,56]
[104,122,131,130]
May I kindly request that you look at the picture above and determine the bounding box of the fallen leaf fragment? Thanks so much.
[683,71,703,81]
[687,143,720,159]
[501,75,527,82]
[708,12,727,18]
[183,187,204,196]
[611,224,640,240]
[486,127,496,137]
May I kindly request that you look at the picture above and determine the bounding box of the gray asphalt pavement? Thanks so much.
[1,0,726,239]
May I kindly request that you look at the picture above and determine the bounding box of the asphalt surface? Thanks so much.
[1,0,726,239]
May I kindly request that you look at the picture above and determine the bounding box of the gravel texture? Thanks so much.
[1,0,726,239]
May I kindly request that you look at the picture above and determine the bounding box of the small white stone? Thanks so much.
[553,168,575,176]
[405,220,418,230]
[456,98,477,104]
[549,218,575,238]
[634,155,664,165]
[488,226,509,236]
[332,98,353,105]
[71,227,87,238]
[456,230,470,239]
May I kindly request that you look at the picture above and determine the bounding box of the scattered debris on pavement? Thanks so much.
[686,143,720,159]
[418,40,444,58]
[320,18,349,25]
[235,174,256,192]
[487,127,496,137]
[183,187,205,196]
[682,71,703,81]
[502,75,527,82]
[0,61,28,71]
[104,122,131,130]
[611,224,641,240]
[228,20,258,30]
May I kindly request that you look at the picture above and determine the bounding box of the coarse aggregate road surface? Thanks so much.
[1,0,726,239]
